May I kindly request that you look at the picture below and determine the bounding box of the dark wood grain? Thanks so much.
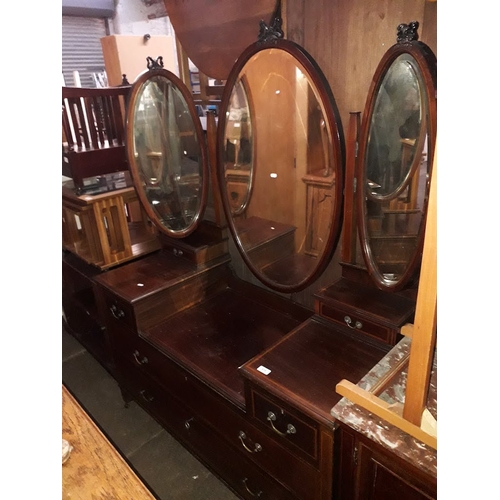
[144,286,310,406]
[334,423,437,499]
[240,316,388,426]
[316,278,415,327]
[62,251,113,372]
[163,0,277,80]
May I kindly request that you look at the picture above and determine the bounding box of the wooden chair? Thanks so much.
[62,85,130,193]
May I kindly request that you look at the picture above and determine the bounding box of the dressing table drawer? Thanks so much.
[318,303,394,344]
[120,357,317,499]
[224,413,320,500]
[113,332,190,400]
[250,389,319,463]
[100,291,136,331]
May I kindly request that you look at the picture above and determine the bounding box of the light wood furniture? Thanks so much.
[62,182,160,270]
[62,385,156,500]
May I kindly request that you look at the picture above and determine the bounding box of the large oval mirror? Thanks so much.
[126,63,208,238]
[357,22,437,290]
[217,39,345,292]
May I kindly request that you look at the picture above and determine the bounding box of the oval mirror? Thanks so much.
[217,40,345,292]
[357,22,437,290]
[126,64,208,238]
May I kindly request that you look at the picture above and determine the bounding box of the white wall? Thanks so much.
[111,0,174,37]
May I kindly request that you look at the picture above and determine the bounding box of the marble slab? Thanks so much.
[331,336,437,477]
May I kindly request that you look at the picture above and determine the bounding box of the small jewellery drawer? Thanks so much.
[318,303,394,344]
[250,389,319,463]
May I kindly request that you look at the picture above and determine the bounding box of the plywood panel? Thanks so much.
[286,0,429,133]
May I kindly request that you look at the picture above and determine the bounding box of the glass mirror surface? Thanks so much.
[361,52,433,288]
[129,72,204,234]
[366,54,425,199]
[219,44,343,292]
[224,79,254,215]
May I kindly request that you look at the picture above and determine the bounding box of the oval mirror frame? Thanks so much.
[217,39,345,293]
[126,66,209,239]
[357,29,437,291]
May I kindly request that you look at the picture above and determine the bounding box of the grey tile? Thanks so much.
[63,350,164,456]
[62,326,86,362]
[129,430,239,500]
[62,329,238,500]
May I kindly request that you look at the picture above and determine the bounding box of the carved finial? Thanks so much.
[146,56,164,70]
[257,16,284,44]
[121,74,130,85]
[397,21,419,43]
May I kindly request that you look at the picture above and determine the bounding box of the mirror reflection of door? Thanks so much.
[224,77,254,215]
[127,70,207,237]
[219,41,344,292]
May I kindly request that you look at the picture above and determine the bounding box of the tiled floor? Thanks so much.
[62,325,240,500]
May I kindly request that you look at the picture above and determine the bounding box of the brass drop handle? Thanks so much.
[267,411,296,437]
[133,350,148,365]
[242,478,263,497]
[184,418,194,430]
[110,304,125,319]
[139,389,154,402]
[344,315,362,330]
[238,431,262,453]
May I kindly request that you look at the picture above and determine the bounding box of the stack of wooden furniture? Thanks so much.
[62,85,130,193]
[62,84,161,371]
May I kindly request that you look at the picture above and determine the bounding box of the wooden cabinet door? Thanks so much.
[334,426,436,500]
[355,441,435,500]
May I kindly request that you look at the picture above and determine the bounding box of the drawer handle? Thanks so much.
[238,431,262,454]
[139,389,154,402]
[133,350,148,365]
[267,411,296,437]
[184,418,194,430]
[173,248,184,257]
[110,304,125,320]
[344,315,363,330]
[242,478,262,497]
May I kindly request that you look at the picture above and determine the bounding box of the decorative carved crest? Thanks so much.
[146,56,164,70]
[257,16,284,44]
[396,21,419,43]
